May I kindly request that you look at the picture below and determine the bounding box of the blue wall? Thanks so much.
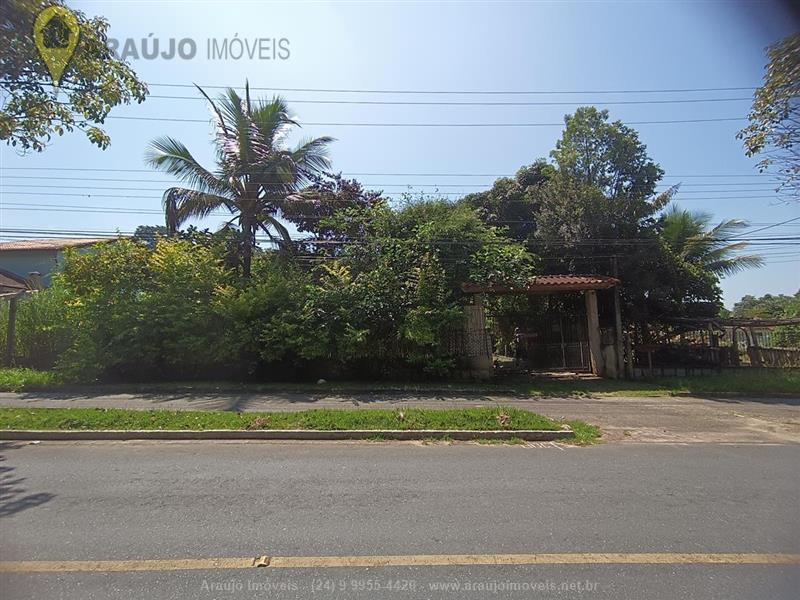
[0,250,62,285]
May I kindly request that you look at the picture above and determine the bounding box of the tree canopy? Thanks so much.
[660,206,764,276]
[459,107,734,323]
[145,83,334,277]
[550,107,663,201]
[0,0,148,151]
[738,33,800,199]
[732,291,800,347]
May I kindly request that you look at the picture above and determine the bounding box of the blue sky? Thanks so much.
[1,0,798,307]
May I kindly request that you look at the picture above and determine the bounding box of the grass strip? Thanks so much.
[0,406,575,433]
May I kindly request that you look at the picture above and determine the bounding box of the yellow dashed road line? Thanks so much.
[1,553,798,573]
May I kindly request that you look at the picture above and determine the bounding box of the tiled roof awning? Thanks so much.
[0,238,116,252]
[461,274,620,295]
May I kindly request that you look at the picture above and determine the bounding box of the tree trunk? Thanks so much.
[241,220,253,278]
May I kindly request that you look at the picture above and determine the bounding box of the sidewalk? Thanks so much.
[1,391,798,444]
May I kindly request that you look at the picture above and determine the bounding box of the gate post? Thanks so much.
[462,295,493,379]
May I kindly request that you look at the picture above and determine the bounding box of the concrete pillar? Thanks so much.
[462,295,493,380]
[585,290,605,377]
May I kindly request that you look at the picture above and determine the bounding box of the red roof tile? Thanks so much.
[0,238,115,252]
[462,275,619,294]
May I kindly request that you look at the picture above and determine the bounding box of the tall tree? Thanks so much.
[660,206,764,276]
[0,0,147,151]
[145,83,333,277]
[277,174,382,252]
[550,107,663,200]
[460,160,555,242]
[738,33,800,199]
[534,108,720,320]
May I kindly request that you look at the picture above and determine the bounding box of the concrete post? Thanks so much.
[463,295,493,380]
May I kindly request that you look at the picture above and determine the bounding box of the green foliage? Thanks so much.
[133,225,170,249]
[0,406,566,432]
[660,206,764,276]
[462,107,729,322]
[0,0,148,151]
[733,291,800,347]
[0,287,71,369]
[215,258,321,369]
[315,199,536,374]
[6,200,531,382]
[0,367,58,391]
[738,33,800,198]
[56,239,231,380]
[145,83,333,276]
[461,160,554,242]
[550,107,663,200]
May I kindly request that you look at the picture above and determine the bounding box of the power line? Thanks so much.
[145,82,758,95]
[147,94,754,107]
[0,175,781,188]
[0,191,789,201]
[105,115,747,127]
[3,203,800,234]
[2,226,797,245]
[0,184,786,195]
[0,167,778,179]
[740,215,800,236]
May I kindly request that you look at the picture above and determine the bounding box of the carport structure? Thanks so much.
[460,274,622,379]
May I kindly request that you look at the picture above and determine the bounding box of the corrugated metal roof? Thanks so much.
[462,275,620,294]
[0,238,114,252]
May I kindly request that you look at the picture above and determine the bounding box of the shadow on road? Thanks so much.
[0,442,55,518]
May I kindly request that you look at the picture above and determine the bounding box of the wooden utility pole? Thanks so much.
[5,295,19,366]
[585,290,605,377]
[612,257,625,378]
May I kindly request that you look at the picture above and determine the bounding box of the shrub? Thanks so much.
[3,199,537,382]
[0,287,71,369]
[56,238,232,381]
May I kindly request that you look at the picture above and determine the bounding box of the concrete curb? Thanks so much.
[0,429,573,442]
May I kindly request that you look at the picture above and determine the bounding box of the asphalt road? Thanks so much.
[1,441,799,599]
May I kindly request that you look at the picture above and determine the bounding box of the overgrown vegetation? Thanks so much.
[0,96,770,382]
[2,200,533,381]
[0,367,59,391]
[731,291,800,347]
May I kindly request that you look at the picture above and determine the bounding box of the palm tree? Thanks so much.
[145,83,333,277]
[661,205,764,276]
